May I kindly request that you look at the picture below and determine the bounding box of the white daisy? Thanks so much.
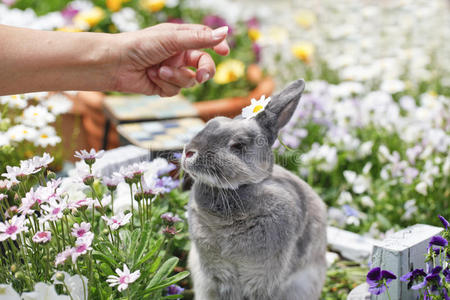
[241,95,271,119]
[22,105,55,128]
[6,125,38,142]
[106,264,140,292]
[34,126,61,147]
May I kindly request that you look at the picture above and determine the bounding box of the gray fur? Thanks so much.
[182,79,327,300]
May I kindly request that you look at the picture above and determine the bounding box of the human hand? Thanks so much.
[109,23,230,96]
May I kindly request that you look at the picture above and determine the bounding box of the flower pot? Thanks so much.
[66,91,120,151]
[193,76,275,121]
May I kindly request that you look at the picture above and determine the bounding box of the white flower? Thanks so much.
[34,126,61,147]
[6,124,38,142]
[22,282,70,300]
[415,181,428,196]
[106,264,140,292]
[55,247,72,266]
[74,148,105,161]
[0,132,9,147]
[380,79,405,94]
[32,231,52,243]
[361,196,374,208]
[22,105,55,128]
[52,272,88,300]
[0,94,27,109]
[0,215,28,241]
[40,199,66,222]
[0,284,20,300]
[31,153,54,169]
[70,236,93,264]
[111,7,139,32]
[43,94,73,115]
[102,212,132,230]
[71,222,91,238]
[18,189,38,215]
[241,95,271,119]
[337,191,352,205]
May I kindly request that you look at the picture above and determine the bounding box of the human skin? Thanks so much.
[0,23,230,96]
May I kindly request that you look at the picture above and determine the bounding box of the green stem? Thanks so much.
[384,283,392,300]
[129,184,134,230]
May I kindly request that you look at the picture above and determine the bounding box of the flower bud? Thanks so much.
[63,208,71,215]
[47,171,56,180]
[14,271,25,280]
[10,264,17,273]
[83,175,95,186]
[102,228,109,235]
[134,192,143,202]
[55,272,65,281]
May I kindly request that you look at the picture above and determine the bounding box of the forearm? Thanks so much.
[0,25,119,95]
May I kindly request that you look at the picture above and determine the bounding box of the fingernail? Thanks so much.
[212,26,228,40]
[159,66,173,79]
[201,73,210,83]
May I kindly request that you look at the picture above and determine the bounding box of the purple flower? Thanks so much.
[203,15,233,34]
[157,163,176,176]
[366,267,397,295]
[61,5,79,21]
[167,18,184,24]
[247,17,259,29]
[429,236,448,248]
[74,149,105,166]
[252,43,261,63]
[443,267,450,283]
[400,268,427,289]
[167,284,184,296]
[155,176,180,193]
[439,215,449,230]
[161,212,182,225]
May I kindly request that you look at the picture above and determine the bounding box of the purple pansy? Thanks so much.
[429,236,448,248]
[167,284,184,296]
[366,267,397,295]
[400,268,427,289]
[439,215,449,230]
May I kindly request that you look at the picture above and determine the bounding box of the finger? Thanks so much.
[182,50,216,83]
[213,39,230,56]
[160,26,229,56]
[159,66,196,88]
[147,70,181,97]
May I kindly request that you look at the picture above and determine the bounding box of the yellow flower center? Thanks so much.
[23,130,28,134]
[291,42,315,63]
[33,112,39,116]
[141,0,165,12]
[253,105,263,113]
[248,28,261,42]
[107,0,123,12]
[41,134,48,139]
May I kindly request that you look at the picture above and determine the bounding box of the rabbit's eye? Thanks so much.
[230,142,245,151]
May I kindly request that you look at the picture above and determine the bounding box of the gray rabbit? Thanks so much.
[182,79,327,300]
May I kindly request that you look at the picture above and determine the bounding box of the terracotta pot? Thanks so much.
[66,91,120,151]
[193,76,275,121]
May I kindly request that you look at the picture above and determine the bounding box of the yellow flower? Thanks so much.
[295,9,317,29]
[107,0,123,12]
[213,59,245,85]
[242,95,271,119]
[141,0,165,12]
[248,28,261,42]
[56,27,83,32]
[74,7,105,28]
[268,26,289,44]
[291,41,315,63]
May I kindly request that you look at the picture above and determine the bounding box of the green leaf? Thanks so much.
[93,252,117,268]
[134,236,164,268]
[162,295,185,299]
[146,257,179,289]
[134,223,151,262]
[139,271,189,296]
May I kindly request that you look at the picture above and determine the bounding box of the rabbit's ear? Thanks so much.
[256,79,305,144]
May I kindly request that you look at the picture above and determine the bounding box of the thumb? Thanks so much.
[161,26,229,56]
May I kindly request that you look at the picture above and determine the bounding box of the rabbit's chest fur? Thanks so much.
[187,165,327,300]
